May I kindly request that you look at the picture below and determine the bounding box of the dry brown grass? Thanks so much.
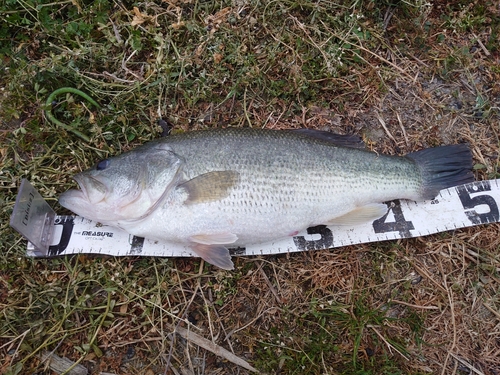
[1,0,500,374]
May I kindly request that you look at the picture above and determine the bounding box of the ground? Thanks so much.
[1,0,499,374]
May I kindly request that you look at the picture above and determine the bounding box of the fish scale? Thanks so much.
[59,128,474,270]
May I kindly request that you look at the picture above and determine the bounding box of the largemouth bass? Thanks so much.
[59,128,474,269]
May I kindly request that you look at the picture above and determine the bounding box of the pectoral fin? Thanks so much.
[327,203,388,226]
[180,171,240,205]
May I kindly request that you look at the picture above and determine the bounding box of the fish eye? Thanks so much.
[96,159,110,170]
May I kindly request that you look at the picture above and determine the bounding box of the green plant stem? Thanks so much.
[45,87,101,142]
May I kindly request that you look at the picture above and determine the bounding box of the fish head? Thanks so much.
[59,142,183,223]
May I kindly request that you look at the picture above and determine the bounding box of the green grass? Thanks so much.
[2,0,500,374]
[253,260,431,375]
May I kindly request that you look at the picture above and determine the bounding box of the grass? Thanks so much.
[1,0,500,374]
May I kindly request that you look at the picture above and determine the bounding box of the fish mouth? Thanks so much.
[71,174,88,200]
[70,174,107,204]
[59,174,108,220]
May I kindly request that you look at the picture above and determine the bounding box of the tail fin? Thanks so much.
[406,144,474,200]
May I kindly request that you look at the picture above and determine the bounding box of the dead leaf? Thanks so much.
[131,7,146,26]
[70,0,82,13]
[195,42,206,57]
[205,7,232,34]
[170,21,185,30]
[213,53,223,64]
[131,7,157,27]
[120,303,128,314]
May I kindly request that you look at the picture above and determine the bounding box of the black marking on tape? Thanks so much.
[229,247,247,255]
[129,236,145,255]
[372,200,415,237]
[48,216,75,256]
[456,181,500,224]
[293,225,334,251]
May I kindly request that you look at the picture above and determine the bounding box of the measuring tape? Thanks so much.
[13,179,499,259]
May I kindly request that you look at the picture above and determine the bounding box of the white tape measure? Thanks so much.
[10,179,500,259]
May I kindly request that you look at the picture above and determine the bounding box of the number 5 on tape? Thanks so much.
[457,181,500,224]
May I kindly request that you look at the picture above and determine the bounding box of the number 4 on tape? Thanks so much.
[373,200,415,238]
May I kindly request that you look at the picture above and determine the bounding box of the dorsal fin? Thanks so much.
[291,129,365,148]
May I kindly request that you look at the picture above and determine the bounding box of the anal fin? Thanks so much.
[327,203,388,226]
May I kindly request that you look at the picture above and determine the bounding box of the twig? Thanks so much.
[375,111,397,144]
[103,71,137,84]
[395,112,409,147]
[406,52,430,68]
[39,335,68,370]
[258,261,281,304]
[388,299,439,310]
[40,351,88,375]
[383,6,397,31]
[225,307,279,342]
[0,328,30,351]
[164,266,203,374]
[243,87,253,128]
[367,325,410,361]
[173,325,258,372]
[1,329,30,367]
[440,272,457,375]
[448,352,485,375]
[482,302,500,320]
[471,33,491,57]
[404,258,447,294]
[121,50,144,81]
[326,28,416,82]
